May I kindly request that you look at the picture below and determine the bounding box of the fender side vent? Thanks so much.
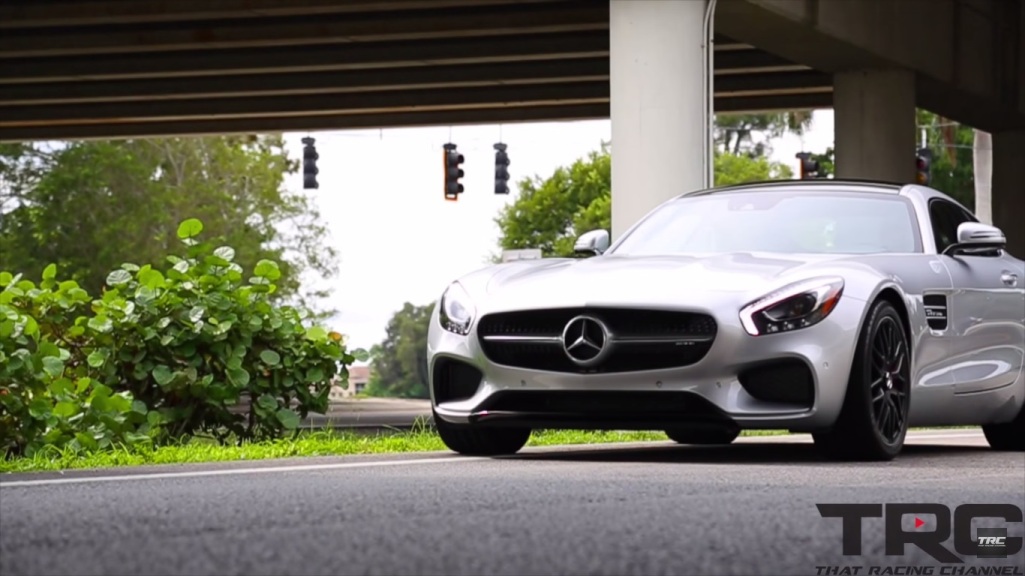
[923,294,948,331]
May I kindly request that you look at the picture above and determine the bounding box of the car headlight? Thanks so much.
[739,276,844,336]
[439,282,476,335]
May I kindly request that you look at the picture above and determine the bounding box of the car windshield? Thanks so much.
[608,189,920,256]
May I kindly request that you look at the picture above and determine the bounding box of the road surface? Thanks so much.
[1,430,1022,576]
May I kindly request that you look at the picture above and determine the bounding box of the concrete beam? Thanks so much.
[0,1,608,58]
[717,0,1025,134]
[0,80,833,128]
[0,0,565,28]
[0,103,614,142]
[0,61,828,107]
[0,82,612,127]
[0,58,613,106]
[990,131,1025,259]
[610,0,708,240]
[0,92,832,143]
[0,31,612,83]
[833,69,917,183]
[0,32,767,86]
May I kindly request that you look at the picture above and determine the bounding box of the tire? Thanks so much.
[813,300,911,461]
[432,410,531,456]
[665,427,740,445]
[982,407,1025,451]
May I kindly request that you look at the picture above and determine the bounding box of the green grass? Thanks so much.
[0,425,977,475]
[0,426,788,475]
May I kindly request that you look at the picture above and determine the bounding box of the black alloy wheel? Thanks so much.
[869,315,910,445]
[813,300,911,461]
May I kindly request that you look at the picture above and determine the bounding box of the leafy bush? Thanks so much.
[0,269,147,456]
[0,218,362,458]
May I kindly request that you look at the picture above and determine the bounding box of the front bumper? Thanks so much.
[426,295,866,432]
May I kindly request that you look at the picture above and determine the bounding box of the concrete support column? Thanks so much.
[833,69,917,183]
[991,131,1025,259]
[610,0,709,241]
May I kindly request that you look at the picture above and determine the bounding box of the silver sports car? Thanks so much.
[426,179,1025,461]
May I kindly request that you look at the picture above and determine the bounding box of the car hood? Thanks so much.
[479,252,847,311]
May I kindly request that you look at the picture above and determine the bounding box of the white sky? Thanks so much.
[282,110,837,354]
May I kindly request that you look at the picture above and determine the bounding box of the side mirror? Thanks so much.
[573,229,610,256]
[942,222,1006,256]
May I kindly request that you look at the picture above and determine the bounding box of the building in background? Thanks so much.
[329,365,371,400]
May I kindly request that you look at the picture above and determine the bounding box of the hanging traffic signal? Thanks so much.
[796,152,820,180]
[915,148,932,185]
[301,136,319,190]
[494,143,510,195]
[443,143,464,201]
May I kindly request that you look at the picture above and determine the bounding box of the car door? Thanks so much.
[930,198,1025,395]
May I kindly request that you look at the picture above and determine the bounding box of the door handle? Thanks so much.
[1001,272,1019,287]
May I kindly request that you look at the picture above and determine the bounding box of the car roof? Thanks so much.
[682,178,905,198]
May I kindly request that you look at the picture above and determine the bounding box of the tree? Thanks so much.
[917,109,975,208]
[494,146,793,258]
[0,136,336,320]
[714,111,814,158]
[780,110,974,207]
[366,302,435,399]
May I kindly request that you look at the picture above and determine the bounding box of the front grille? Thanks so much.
[477,307,717,373]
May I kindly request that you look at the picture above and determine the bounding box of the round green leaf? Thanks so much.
[213,246,236,262]
[276,408,301,430]
[87,315,113,333]
[42,263,57,280]
[41,356,65,378]
[253,259,281,281]
[106,269,132,286]
[305,326,327,341]
[260,349,281,366]
[0,272,12,287]
[152,365,174,386]
[138,268,166,289]
[257,393,278,412]
[53,401,78,418]
[177,218,204,240]
[227,366,250,386]
[87,350,107,367]
[305,367,325,383]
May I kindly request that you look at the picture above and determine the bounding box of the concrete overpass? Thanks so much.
[0,0,832,141]
[0,0,1022,254]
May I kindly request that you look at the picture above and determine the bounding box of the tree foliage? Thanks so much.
[714,111,813,157]
[789,110,975,208]
[0,218,365,458]
[917,109,975,207]
[0,136,337,320]
[366,302,434,399]
[494,145,793,258]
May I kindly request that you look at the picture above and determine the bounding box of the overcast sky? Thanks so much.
[281,110,837,354]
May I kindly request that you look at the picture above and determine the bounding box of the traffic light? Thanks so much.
[915,148,932,185]
[796,152,820,180]
[301,136,319,189]
[494,143,510,195]
[443,143,464,201]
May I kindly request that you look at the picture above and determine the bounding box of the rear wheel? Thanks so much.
[813,300,911,461]
[665,427,739,445]
[982,408,1025,451]
[433,410,531,456]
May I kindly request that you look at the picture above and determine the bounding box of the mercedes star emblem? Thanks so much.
[561,315,611,367]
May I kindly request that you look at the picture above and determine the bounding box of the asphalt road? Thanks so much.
[1,430,1022,576]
